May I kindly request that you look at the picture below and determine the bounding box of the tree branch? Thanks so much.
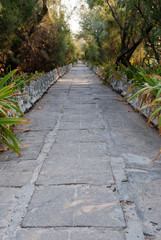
[117,25,153,64]
[105,0,123,30]
[145,32,160,62]
[43,0,48,13]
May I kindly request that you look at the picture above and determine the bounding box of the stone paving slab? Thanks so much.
[123,153,161,170]
[109,130,160,158]
[47,142,79,160]
[70,228,125,240]
[20,109,60,131]
[23,204,74,227]
[110,157,127,182]
[8,133,48,161]
[101,111,146,131]
[0,151,11,163]
[0,229,5,240]
[80,119,104,129]
[15,228,125,240]
[60,114,81,122]
[22,186,125,228]
[56,129,101,143]
[0,188,17,228]
[15,229,68,240]
[76,157,109,170]
[59,121,81,130]
[55,129,81,142]
[80,142,107,159]
[75,169,113,185]
[37,164,113,186]
[0,160,36,187]
[128,177,161,237]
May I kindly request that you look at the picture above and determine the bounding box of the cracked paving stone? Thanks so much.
[36,167,114,186]
[126,173,161,230]
[123,153,154,170]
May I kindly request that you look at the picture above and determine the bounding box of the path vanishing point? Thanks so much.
[0,62,161,240]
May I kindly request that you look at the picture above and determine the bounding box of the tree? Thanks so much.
[0,0,78,72]
[79,8,105,63]
[0,0,40,68]
[86,0,161,66]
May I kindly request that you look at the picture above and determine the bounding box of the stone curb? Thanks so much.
[17,63,73,113]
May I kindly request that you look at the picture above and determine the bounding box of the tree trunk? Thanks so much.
[116,25,153,66]
[43,0,48,14]
[146,33,160,63]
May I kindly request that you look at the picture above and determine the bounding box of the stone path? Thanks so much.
[0,62,161,240]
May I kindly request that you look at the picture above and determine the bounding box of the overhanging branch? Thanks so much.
[117,25,153,64]
[105,0,123,31]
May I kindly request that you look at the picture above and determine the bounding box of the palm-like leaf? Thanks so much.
[0,71,28,155]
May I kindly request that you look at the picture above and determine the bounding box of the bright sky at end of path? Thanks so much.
[62,0,86,34]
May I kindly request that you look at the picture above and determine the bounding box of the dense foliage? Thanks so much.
[0,0,78,73]
[80,0,161,66]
